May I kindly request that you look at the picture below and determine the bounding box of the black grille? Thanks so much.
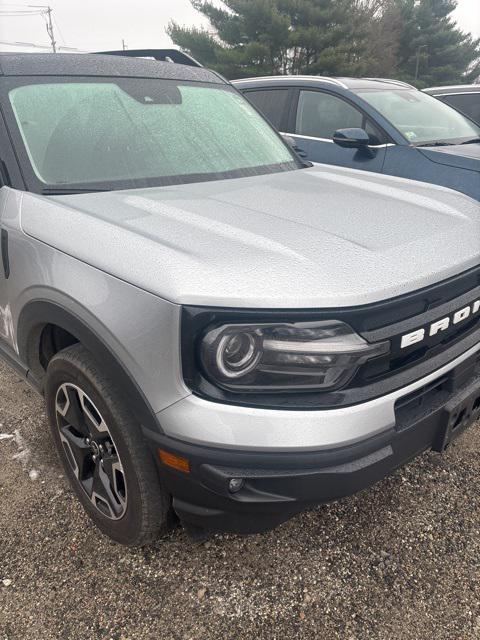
[341,263,480,332]
[357,283,480,386]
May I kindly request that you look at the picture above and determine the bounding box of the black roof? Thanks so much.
[0,52,224,84]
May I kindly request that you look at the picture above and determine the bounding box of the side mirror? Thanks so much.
[333,128,371,149]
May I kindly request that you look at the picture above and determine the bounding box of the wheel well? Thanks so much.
[39,324,79,369]
[17,302,162,434]
[26,323,80,384]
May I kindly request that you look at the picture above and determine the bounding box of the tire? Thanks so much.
[44,343,171,546]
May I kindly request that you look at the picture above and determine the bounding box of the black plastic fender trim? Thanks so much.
[16,300,163,435]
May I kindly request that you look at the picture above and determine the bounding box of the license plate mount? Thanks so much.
[433,381,480,453]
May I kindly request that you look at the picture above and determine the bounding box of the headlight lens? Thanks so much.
[217,331,262,378]
[200,320,389,392]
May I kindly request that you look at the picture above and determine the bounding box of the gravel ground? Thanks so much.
[0,359,479,640]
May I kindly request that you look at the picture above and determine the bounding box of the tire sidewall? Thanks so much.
[45,354,152,545]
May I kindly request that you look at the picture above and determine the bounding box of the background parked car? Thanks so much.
[234,76,480,200]
[423,85,480,126]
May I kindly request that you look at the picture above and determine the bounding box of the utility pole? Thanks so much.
[414,44,427,82]
[29,5,56,52]
[122,39,127,51]
[45,6,56,53]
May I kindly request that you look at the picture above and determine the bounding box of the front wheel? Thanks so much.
[45,344,170,546]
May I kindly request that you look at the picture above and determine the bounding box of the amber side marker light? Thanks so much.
[158,449,191,473]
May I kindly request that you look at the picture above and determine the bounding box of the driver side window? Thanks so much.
[295,90,384,144]
[296,91,362,139]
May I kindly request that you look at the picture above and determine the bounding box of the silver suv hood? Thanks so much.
[21,165,480,308]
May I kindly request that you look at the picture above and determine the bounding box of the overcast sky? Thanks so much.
[0,0,479,53]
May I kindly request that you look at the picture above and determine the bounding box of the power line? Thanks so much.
[0,4,57,52]
[0,10,45,15]
[0,39,82,52]
[0,39,49,48]
[2,4,69,53]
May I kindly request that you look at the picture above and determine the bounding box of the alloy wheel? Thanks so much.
[55,383,127,520]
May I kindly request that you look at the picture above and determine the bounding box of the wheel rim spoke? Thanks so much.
[78,389,109,436]
[55,382,127,520]
[89,462,123,518]
[59,427,92,480]
[101,454,127,512]
[56,384,90,437]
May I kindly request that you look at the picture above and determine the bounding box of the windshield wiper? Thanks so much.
[42,187,110,195]
[414,141,455,147]
[460,138,480,145]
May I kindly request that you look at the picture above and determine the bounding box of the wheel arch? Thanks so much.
[16,300,163,435]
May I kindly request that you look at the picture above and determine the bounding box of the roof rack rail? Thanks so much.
[94,49,203,68]
[232,75,349,89]
[423,84,479,91]
[312,75,348,88]
[364,77,415,89]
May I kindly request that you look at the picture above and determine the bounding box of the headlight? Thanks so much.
[200,320,389,392]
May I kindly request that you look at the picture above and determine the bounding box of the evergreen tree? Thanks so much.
[167,0,380,78]
[167,0,480,84]
[396,0,480,86]
[357,0,404,77]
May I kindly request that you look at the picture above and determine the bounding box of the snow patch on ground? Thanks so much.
[0,429,40,480]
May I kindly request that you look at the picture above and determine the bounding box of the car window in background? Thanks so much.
[244,89,290,129]
[357,88,480,144]
[295,91,363,139]
[364,120,386,145]
[439,93,480,126]
[7,79,299,192]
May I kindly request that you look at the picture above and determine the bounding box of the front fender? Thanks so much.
[17,299,164,434]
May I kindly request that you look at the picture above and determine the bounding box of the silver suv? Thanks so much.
[0,51,479,545]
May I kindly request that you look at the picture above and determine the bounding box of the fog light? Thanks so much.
[228,478,244,493]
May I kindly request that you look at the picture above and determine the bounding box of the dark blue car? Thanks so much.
[234,76,480,201]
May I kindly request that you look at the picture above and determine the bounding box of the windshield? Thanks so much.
[356,88,480,145]
[7,78,299,192]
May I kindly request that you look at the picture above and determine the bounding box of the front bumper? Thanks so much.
[145,349,480,535]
